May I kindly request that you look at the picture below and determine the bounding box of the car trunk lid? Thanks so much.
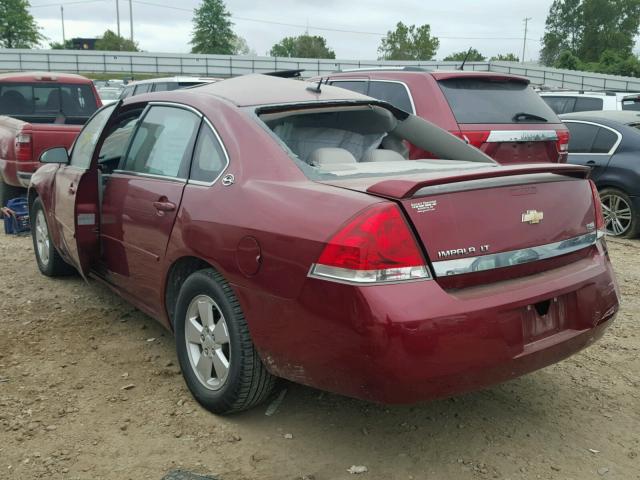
[321,163,597,288]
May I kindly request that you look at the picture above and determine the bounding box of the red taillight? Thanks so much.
[311,203,431,283]
[556,129,570,162]
[455,130,490,149]
[15,133,32,162]
[589,180,605,232]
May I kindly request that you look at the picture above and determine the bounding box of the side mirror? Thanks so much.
[40,147,69,164]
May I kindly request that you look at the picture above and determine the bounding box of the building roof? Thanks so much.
[193,73,374,107]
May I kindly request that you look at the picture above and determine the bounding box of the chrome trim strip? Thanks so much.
[432,231,599,277]
[147,101,204,118]
[485,130,558,143]
[186,116,231,187]
[111,170,187,183]
[562,120,622,156]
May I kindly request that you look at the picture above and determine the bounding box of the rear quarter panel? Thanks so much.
[596,151,640,196]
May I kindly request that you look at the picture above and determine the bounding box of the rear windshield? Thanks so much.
[438,78,560,124]
[622,97,640,111]
[257,104,491,181]
[0,83,98,119]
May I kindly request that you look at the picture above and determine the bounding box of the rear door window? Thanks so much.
[573,97,603,112]
[438,78,559,124]
[190,123,227,183]
[542,96,577,114]
[591,127,618,153]
[368,81,414,113]
[329,80,368,95]
[566,122,599,153]
[122,105,200,178]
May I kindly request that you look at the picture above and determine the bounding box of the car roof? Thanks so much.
[541,91,640,99]
[560,110,640,125]
[192,74,375,107]
[0,71,93,84]
[326,69,529,84]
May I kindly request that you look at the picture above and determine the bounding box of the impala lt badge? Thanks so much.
[522,209,544,224]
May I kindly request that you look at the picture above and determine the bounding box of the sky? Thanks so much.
[30,0,557,61]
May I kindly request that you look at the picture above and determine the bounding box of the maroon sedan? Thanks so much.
[28,75,619,414]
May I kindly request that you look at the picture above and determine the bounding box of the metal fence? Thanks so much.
[1,49,640,91]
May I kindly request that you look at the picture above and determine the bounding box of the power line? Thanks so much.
[30,0,542,43]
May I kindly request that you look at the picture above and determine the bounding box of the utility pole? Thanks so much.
[521,17,532,63]
[60,6,66,45]
[115,0,121,37]
[129,0,134,42]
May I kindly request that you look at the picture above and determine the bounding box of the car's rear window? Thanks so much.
[622,97,640,111]
[0,83,97,118]
[438,78,560,124]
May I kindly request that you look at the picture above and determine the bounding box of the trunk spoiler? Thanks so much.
[366,164,591,199]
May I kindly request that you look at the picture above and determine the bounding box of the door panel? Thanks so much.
[53,103,119,278]
[101,174,185,312]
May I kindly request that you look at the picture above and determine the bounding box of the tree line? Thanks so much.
[1,0,639,78]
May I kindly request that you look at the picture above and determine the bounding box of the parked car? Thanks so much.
[541,91,640,114]
[97,86,124,105]
[29,75,618,414]
[561,110,640,238]
[313,68,569,163]
[119,76,220,99]
[0,72,102,204]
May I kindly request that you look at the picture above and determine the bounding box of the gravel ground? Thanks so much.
[0,233,638,480]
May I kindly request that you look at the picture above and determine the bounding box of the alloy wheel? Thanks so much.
[184,295,231,390]
[35,210,50,267]
[600,192,632,236]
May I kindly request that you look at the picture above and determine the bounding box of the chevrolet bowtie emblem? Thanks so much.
[522,210,544,224]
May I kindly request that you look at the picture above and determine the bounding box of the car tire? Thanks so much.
[0,177,23,207]
[174,268,276,414]
[599,188,639,239]
[31,197,75,276]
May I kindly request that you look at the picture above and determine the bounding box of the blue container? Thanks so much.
[3,196,30,235]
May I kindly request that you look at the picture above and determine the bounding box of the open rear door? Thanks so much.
[53,101,122,279]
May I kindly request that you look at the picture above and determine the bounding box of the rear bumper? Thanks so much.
[240,241,619,404]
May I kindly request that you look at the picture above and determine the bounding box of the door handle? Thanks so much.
[153,200,176,212]
[586,160,596,166]
[68,182,76,194]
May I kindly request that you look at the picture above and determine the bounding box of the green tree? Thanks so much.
[0,0,44,48]
[269,34,335,59]
[555,50,581,70]
[233,35,254,55]
[540,0,583,65]
[377,22,439,60]
[95,30,139,51]
[443,48,485,62]
[190,0,236,54]
[579,0,640,63]
[490,53,519,61]
[50,39,74,50]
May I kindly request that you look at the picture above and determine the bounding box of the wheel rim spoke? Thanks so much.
[213,317,229,344]
[195,353,213,382]
[185,316,203,344]
[197,300,214,329]
[212,348,229,380]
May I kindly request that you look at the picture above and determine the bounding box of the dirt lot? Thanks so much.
[0,233,638,480]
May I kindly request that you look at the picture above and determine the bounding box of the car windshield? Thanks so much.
[257,104,493,181]
[438,78,560,124]
[99,89,122,100]
[0,83,97,118]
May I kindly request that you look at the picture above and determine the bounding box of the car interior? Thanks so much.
[260,104,494,179]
